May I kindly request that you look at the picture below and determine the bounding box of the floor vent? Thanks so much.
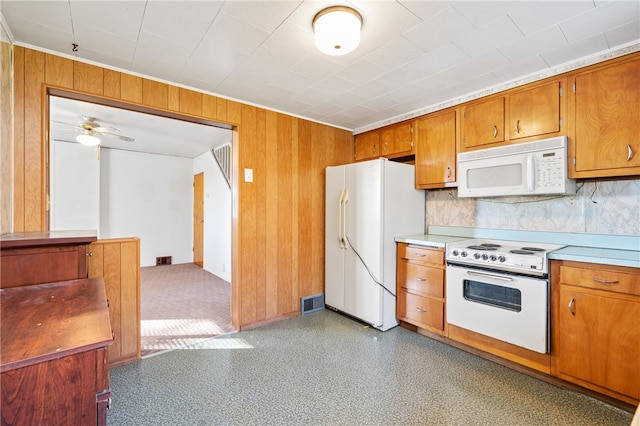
[156,256,172,265]
[301,293,324,315]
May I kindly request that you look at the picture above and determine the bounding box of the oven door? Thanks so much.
[446,264,549,353]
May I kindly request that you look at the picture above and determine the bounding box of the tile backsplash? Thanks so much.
[426,179,640,236]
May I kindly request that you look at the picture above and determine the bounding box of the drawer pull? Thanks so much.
[415,277,426,282]
[593,278,619,285]
[493,125,498,138]
[414,253,426,257]
[628,144,634,161]
[416,308,426,313]
[568,298,575,316]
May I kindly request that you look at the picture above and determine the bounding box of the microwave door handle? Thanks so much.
[526,154,535,192]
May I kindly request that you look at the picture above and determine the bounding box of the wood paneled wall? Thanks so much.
[8,47,353,330]
[1,41,12,234]
[88,238,140,366]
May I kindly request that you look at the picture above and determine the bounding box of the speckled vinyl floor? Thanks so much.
[108,310,633,426]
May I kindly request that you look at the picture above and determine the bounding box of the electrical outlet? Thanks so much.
[244,168,253,183]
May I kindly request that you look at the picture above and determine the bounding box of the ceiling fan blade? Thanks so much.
[98,131,135,142]
[93,125,120,133]
[51,120,83,130]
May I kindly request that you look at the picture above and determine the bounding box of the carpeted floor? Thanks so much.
[108,309,633,426]
[140,263,236,357]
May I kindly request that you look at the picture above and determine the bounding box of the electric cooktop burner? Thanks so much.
[446,238,565,276]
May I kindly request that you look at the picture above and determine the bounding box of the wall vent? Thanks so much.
[301,293,325,315]
[156,256,172,265]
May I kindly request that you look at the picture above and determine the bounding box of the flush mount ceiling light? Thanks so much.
[312,6,362,56]
[76,130,101,146]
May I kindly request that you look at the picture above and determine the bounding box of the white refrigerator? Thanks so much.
[325,158,425,331]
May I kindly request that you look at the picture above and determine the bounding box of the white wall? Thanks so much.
[100,149,194,267]
[50,140,100,232]
[193,150,232,282]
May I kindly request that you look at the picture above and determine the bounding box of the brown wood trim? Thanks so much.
[447,323,551,374]
[46,86,232,130]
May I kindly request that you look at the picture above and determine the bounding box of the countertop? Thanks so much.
[394,233,468,249]
[396,226,640,269]
[549,246,640,269]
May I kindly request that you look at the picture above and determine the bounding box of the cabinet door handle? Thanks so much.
[416,308,426,313]
[446,166,452,180]
[88,251,93,257]
[415,277,426,282]
[593,278,619,285]
[493,125,498,138]
[514,119,520,133]
[628,144,634,161]
[568,298,575,316]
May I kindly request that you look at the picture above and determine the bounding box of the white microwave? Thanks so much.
[457,136,575,198]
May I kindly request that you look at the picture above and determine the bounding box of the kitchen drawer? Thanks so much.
[398,261,444,298]
[398,244,444,266]
[397,289,444,331]
[559,265,640,297]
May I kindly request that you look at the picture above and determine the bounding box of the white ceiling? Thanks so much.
[49,96,231,158]
[2,0,640,136]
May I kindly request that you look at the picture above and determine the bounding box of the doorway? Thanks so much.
[47,90,235,357]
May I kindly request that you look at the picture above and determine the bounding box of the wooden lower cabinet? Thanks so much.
[396,243,445,334]
[88,238,141,366]
[553,261,640,405]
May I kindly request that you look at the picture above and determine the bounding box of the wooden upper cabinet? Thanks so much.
[380,122,412,157]
[415,110,456,189]
[461,97,504,150]
[509,81,561,141]
[571,56,640,178]
[354,131,379,161]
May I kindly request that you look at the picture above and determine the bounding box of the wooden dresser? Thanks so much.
[1,278,113,425]
[1,231,113,425]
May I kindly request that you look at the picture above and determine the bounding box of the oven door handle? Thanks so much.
[466,270,515,282]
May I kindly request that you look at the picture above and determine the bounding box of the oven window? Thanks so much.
[463,279,521,312]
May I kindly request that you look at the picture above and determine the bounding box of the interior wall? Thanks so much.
[1,39,12,234]
[50,140,100,232]
[193,150,231,282]
[100,148,193,267]
[11,47,353,330]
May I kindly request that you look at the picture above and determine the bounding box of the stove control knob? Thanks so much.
[461,251,468,258]
[481,254,488,260]
[473,253,481,260]
[452,249,459,257]
[489,255,497,261]
[498,255,506,262]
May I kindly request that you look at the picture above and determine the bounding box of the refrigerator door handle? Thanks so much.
[339,189,349,249]
[338,189,346,249]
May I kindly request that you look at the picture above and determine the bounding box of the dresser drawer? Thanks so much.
[398,289,444,331]
[398,244,444,266]
[398,261,444,298]
[559,265,640,297]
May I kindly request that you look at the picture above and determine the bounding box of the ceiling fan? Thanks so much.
[52,116,135,146]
